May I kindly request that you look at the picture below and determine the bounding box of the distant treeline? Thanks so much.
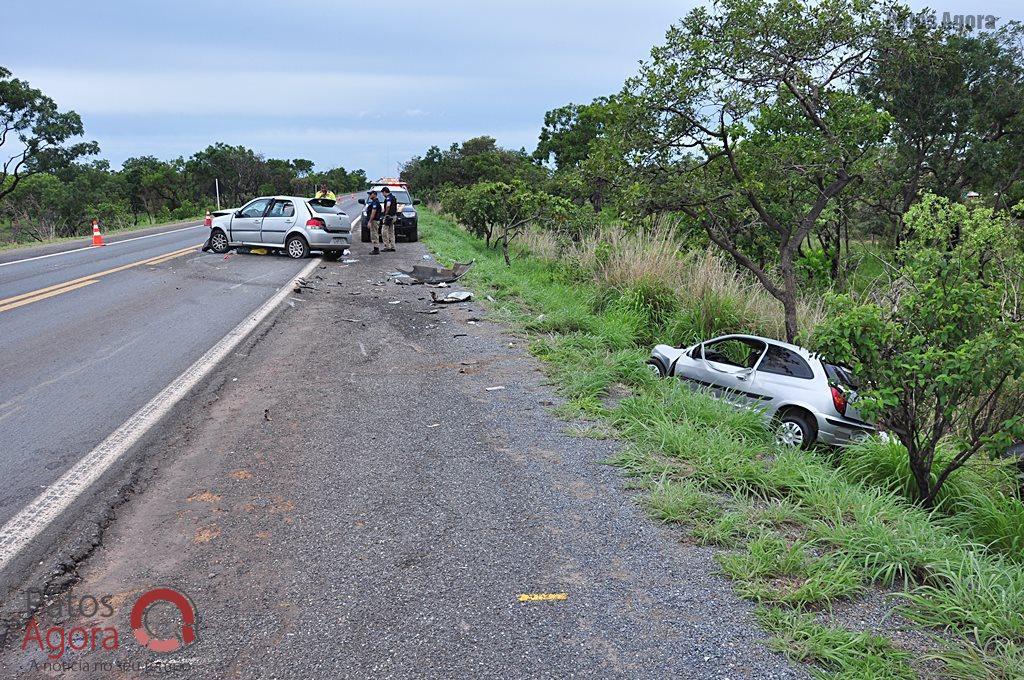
[0,68,368,243]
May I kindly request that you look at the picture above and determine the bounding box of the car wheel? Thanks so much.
[775,410,817,450]
[647,359,666,378]
[406,227,418,242]
[286,235,310,259]
[360,222,370,243]
[322,251,342,262]
[209,229,229,254]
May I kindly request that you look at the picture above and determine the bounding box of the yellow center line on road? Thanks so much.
[0,279,100,314]
[0,244,200,313]
[144,248,195,266]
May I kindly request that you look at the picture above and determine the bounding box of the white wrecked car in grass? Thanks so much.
[649,334,879,449]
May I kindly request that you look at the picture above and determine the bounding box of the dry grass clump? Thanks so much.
[527,224,824,341]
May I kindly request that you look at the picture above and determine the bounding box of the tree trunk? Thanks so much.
[907,445,936,508]
[780,254,799,343]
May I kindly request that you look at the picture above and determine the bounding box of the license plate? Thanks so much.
[331,238,346,244]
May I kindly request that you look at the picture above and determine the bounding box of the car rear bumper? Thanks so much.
[816,414,876,446]
[308,231,352,251]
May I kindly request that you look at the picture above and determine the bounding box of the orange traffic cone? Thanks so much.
[91,219,105,246]
[204,210,212,227]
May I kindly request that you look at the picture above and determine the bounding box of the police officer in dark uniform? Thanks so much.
[366,190,383,255]
[379,187,398,252]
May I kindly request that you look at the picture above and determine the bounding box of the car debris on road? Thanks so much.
[397,261,474,285]
[431,291,473,304]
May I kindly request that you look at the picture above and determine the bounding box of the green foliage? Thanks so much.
[813,194,1024,506]
[863,14,1024,240]
[439,180,575,263]
[401,136,547,200]
[0,66,99,204]
[601,0,894,340]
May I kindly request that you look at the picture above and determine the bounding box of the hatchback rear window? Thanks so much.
[823,362,859,389]
[309,202,341,214]
[760,344,814,379]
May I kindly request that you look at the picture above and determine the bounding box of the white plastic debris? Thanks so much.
[486,386,506,392]
[431,290,473,304]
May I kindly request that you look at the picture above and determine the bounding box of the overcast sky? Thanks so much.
[3,1,1022,178]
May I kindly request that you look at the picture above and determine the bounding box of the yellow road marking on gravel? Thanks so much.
[0,244,199,313]
[517,593,568,603]
[0,279,98,313]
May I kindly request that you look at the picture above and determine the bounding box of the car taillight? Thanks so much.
[306,218,326,229]
[830,385,848,415]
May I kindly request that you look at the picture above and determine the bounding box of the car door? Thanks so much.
[693,336,767,406]
[260,199,296,246]
[748,343,817,409]
[231,198,271,244]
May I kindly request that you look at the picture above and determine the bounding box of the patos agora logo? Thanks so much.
[21,586,198,660]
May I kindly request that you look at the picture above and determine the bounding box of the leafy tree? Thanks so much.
[0,66,98,203]
[441,181,573,263]
[185,143,269,206]
[401,137,547,199]
[862,14,1024,244]
[812,194,1024,507]
[534,98,616,211]
[121,155,186,221]
[606,0,892,341]
[0,173,72,240]
[535,98,613,171]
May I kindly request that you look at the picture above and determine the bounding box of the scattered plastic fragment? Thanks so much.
[486,386,506,392]
[430,290,473,304]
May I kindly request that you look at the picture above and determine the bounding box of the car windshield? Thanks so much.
[824,362,859,390]
[374,190,412,204]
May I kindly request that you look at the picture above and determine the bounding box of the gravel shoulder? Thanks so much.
[0,240,803,678]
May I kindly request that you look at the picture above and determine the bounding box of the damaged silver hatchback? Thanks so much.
[649,334,878,449]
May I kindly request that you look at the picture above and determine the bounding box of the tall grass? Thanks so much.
[522,225,825,343]
[840,438,1024,562]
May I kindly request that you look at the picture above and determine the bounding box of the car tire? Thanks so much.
[775,410,817,450]
[406,227,418,242]
[647,359,666,378]
[285,234,310,259]
[322,251,342,262]
[209,229,229,254]
[360,221,371,243]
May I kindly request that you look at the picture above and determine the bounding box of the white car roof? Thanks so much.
[709,334,815,359]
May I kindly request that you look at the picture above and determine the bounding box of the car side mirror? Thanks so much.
[413,199,421,205]
[357,199,366,205]
[234,211,243,218]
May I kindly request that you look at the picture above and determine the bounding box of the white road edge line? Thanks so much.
[0,224,204,268]
[0,256,322,572]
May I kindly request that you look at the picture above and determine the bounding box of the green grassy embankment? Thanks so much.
[419,208,1024,679]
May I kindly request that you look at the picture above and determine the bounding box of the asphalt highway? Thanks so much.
[0,219,331,528]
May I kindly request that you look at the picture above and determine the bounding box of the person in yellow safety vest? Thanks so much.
[314,183,336,201]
